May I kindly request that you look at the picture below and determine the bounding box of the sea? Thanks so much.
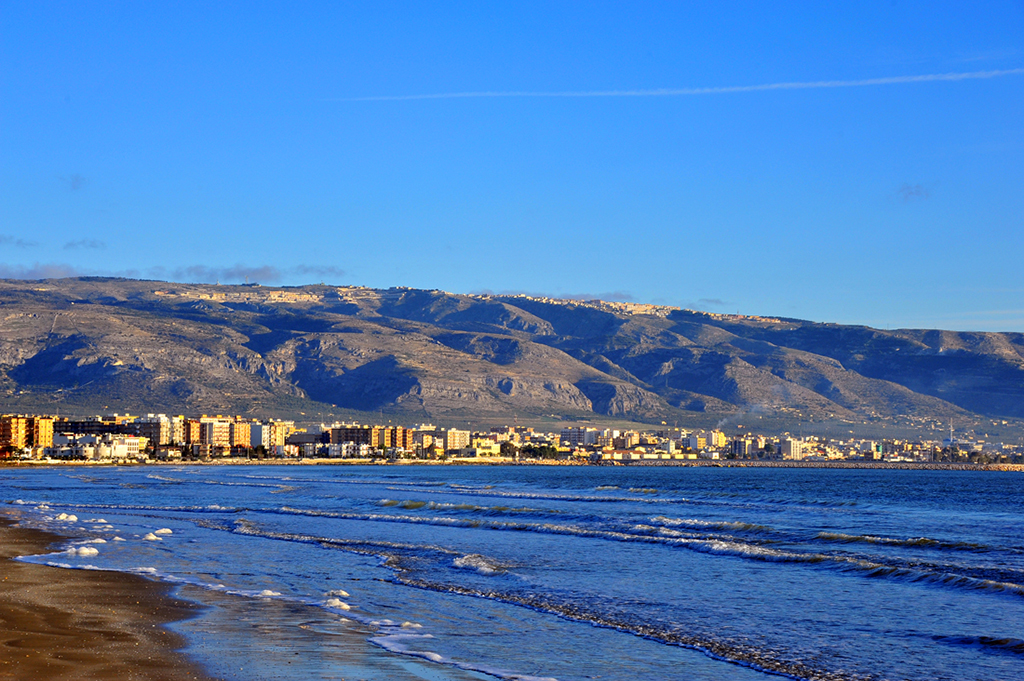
[2,464,1023,681]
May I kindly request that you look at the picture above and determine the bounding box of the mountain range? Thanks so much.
[2,278,1023,438]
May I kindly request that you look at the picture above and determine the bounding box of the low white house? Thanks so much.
[46,434,145,460]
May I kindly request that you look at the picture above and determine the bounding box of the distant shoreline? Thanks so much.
[2,457,1022,472]
[604,459,1024,472]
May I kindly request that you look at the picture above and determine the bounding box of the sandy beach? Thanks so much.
[0,515,216,681]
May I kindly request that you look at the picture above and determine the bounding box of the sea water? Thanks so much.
[2,465,1023,681]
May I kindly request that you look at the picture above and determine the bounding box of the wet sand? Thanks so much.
[0,514,493,681]
[0,516,216,681]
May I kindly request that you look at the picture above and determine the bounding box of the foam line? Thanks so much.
[396,576,841,681]
[236,512,1024,600]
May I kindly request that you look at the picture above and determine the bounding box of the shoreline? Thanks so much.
[598,459,1024,471]
[0,514,218,681]
[0,510,519,681]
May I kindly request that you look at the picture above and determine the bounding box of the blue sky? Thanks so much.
[2,2,1022,331]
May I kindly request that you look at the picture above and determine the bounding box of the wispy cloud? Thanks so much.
[967,309,1024,317]
[0,262,84,279]
[898,184,930,202]
[336,68,1024,102]
[0,261,345,285]
[61,174,87,191]
[0,235,38,249]
[902,308,1024,320]
[293,264,346,280]
[566,291,635,302]
[145,264,346,285]
[148,265,284,285]
[474,288,635,302]
[954,49,1019,64]
[698,298,728,307]
[0,262,346,286]
[865,315,1024,333]
[63,239,107,250]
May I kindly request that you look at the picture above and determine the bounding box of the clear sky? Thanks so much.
[2,2,1022,331]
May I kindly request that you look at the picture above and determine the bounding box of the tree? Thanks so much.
[521,443,558,459]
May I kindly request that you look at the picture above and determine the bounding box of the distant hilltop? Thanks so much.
[148,282,783,323]
[1,277,1022,439]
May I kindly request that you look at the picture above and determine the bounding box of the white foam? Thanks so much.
[401,621,423,629]
[55,513,78,522]
[373,631,560,680]
[113,536,126,541]
[142,533,162,541]
[258,589,281,597]
[70,546,99,556]
[453,553,503,575]
[325,598,351,610]
[154,528,173,535]
[326,588,349,597]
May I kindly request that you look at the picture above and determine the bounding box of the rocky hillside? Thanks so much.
[1,278,1022,432]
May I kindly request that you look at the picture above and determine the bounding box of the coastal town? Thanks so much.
[1,411,1021,465]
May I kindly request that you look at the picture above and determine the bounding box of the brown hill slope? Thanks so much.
[2,278,1020,431]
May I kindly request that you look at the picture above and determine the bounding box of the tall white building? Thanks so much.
[250,423,271,449]
[441,429,470,451]
[781,438,804,460]
[560,427,598,447]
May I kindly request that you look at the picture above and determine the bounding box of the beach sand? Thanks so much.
[0,514,494,681]
[0,516,216,681]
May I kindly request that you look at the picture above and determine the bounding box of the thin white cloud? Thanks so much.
[336,68,1024,102]
[63,239,107,250]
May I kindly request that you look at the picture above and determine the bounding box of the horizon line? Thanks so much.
[333,67,1024,102]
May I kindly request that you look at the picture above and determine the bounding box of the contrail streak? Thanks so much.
[335,68,1024,102]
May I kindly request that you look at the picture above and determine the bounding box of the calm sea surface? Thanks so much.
[2,465,1023,681]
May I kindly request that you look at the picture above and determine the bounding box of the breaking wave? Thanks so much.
[395,576,862,681]
[815,531,990,552]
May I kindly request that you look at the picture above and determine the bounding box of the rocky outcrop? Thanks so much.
[575,381,669,419]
